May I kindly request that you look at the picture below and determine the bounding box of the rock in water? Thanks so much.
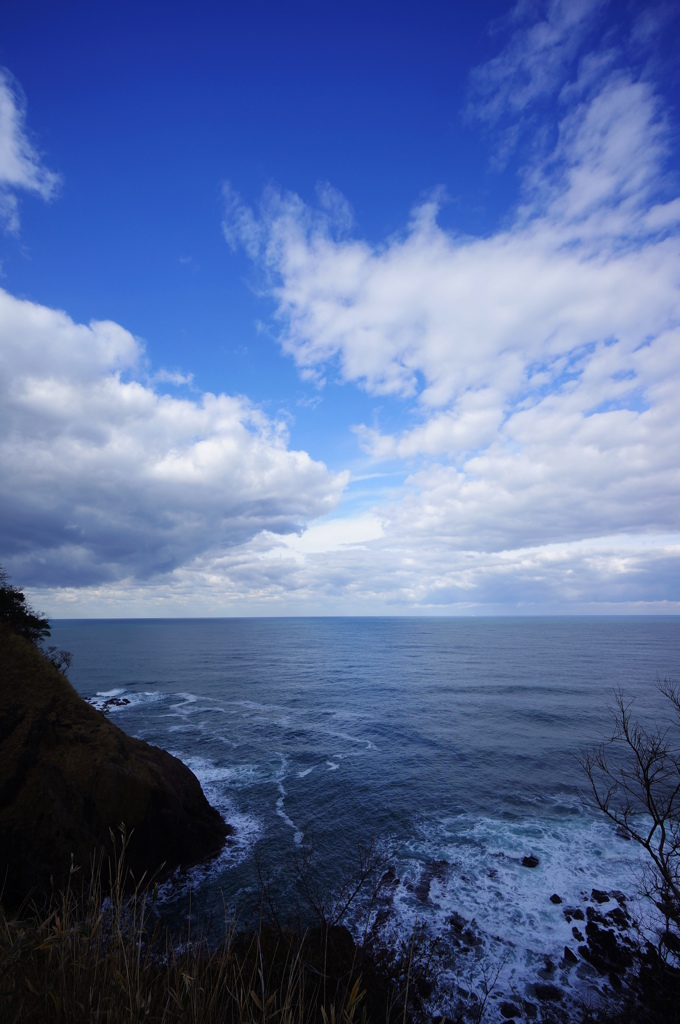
[0,625,230,911]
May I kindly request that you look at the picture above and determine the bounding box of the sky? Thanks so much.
[0,0,679,616]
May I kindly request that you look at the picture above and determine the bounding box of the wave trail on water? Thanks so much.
[275,755,304,846]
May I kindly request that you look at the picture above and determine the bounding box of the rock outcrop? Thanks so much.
[0,625,230,911]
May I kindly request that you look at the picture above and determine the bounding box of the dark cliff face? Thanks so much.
[0,625,230,911]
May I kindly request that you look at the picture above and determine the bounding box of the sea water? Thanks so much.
[50,617,680,1018]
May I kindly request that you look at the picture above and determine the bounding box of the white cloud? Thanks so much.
[4,11,679,615]
[0,69,60,232]
[31,526,679,617]
[222,181,263,259]
[0,288,347,587]
[218,32,680,612]
[467,0,605,125]
[149,368,195,387]
[279,513,384,557]
[224,66,678,424]
[524,75,669,234]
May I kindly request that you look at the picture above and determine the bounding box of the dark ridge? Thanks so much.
[0,624,230,911]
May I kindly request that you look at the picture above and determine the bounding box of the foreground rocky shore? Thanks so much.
[0,625,230,911]
[1,611,678,1021]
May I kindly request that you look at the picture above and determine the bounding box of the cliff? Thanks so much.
[0,625,230,911]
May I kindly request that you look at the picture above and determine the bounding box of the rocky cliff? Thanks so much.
[0,625,230,911]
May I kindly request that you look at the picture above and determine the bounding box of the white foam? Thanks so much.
[87,689,164,713]
[268,756,301,845]
[319,726,376,751]
[326,761,339,771]
[155,799,263,908]
[275,781,303,846]
[179,754,261,792]
[236,699,282,713]
[152,749,266,909]
[227,701,378,754]
[357,806,661,1022]
[168,693,200,715]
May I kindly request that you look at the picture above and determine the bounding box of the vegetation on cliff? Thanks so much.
[0,623,230,912]
[0,565,51,646]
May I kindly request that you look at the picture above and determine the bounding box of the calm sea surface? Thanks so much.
[50,617,680,1017]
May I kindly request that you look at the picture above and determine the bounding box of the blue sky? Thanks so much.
[0,0,679,615]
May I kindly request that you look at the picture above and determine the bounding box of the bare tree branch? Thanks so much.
[580,682,680,954]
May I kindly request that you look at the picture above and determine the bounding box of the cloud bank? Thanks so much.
[3,2,679,614]
[216,8,680,612]
[0,64,348,604]
[0,289,346,588]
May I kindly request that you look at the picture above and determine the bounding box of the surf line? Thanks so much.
[275,754,303,846]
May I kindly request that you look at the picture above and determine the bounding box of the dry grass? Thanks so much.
[0,836,406,1024]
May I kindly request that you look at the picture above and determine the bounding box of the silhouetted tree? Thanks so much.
[0,564,51,646]
[582,684,680,1023]
[582,685,680,956]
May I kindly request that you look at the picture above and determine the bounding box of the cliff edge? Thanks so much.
[0,625,230,911]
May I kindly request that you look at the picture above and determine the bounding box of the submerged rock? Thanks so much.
[563,906,585,923]
[606,906,629,929]
[533,982,563,1002]
[448,911,467,934]
[414,858,448,903]
[0,625,230,911]
[578,913,635,980]
[101,696,131,711]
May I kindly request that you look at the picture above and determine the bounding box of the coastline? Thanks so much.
[0,625,230,911]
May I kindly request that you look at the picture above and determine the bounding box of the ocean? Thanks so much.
[50,616,680,1019]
